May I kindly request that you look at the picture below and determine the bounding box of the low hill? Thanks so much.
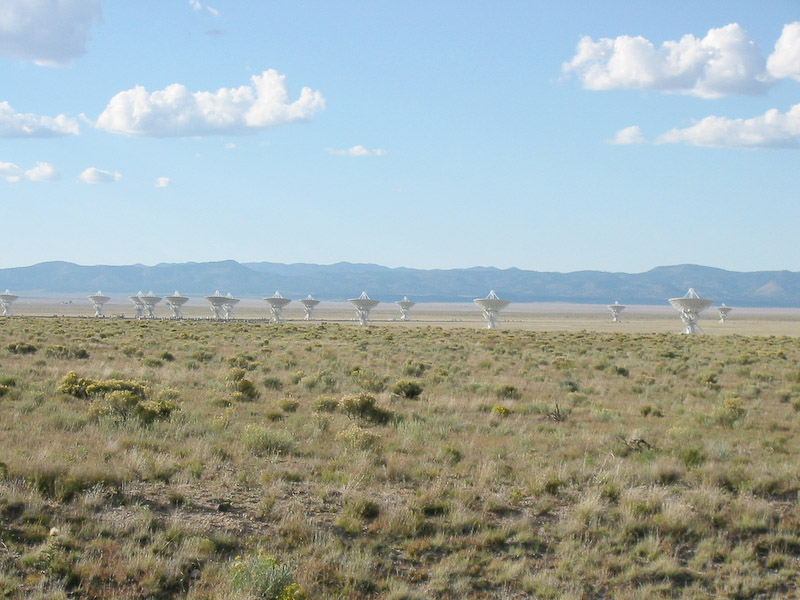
[1,260,799,306]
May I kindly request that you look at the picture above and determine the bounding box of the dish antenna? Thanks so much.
[0,289,19,316]
[668,288,713,334]
[395,296,415,321]
[140,291,162,319]
[348,291,380,325]
[204,290,227,320]
[129,292,145,319]
[608,301,626,323]
[164,291,189,319]
[298,294,320,320]
[264,291,291,322]
[88,291,110,317]
[717,303,733,324]
[223,292,239,320]
[474,290,510,329]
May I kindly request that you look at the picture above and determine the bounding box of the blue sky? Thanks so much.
[1,1,799,273]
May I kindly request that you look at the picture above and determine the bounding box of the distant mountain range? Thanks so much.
[1,260,799,307]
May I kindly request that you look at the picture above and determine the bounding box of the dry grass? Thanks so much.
[2,317,800,598]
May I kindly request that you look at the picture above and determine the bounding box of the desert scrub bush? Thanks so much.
[339,393,392,424]
[495,384,520,399]
[243,425,293,456]
[392,379,424,399]
[311,396,339,413]
[87,389,178,424]
[57,370,95,398]
[226,367,260,402]
[263,376,284,391]
[276,396,299,413]
[714,396,747,427]
[6,342,37,354]
[336,425,382,451]
[491,405,511,417]
[44,345,89,359]
[230,551,305,599]
[403,360,429,377]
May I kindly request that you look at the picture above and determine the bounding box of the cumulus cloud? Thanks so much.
[78,167,121,184]
[563,23,772,98]
[767,22,800,82]
[0,160,59,182]
[95,69,325,137]
[189,1,218,17]
[326,145,387,157]
[608,125,646,145]
[24,162,59,181]
[155,176,170,188]
[0,101,80,137]
[0,0,102,66]
[656,104,800,148]
[0,161,22,182]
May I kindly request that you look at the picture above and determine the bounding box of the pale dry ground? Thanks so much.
[7,296,800,336]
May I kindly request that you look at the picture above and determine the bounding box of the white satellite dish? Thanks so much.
[474,290,510,329]
[348,291,380,325]
[223,292,240,320]
[717,303,733,324]
[88,290,110,318]
[608,300,626,323]
[264,291,291,322]
[668,288,713,334]
[164,291,189,320]
[298,294,320,320]
[204,290,227,320]
[129,292,145,319]
[395,296,415,321]
[0,289,19,316]
[140,291,162,319]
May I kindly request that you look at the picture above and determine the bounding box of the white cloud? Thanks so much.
[224,142,236,149]
[95,69,325,137]
[767,22,800,82]
[24,162,59,181]
[0,0,102,66]
[608,125,646,145]
[656,104,800,148]
[78,167,121,184]
[207,6,219,17]
[0,160,59,182]
[0,161,22,182]
[563,23,772,98]
[326,145,387,157]
[155,176,170,188]
[0,101,79,137]
[189,0,202,11]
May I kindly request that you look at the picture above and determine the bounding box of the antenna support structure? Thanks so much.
[0,289,19,316]
[473,290,510,329]
[264,291,291,322]
[348,291,380,325]
[88,291,110,317]
[668,288,713,334]
[299,294,320,321]
[395,296,415,321]
[164,291,189,320]
[608,301,626,323]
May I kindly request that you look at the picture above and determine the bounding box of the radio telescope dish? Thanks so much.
[668,288,713,334]
[140,291,162,319]
[204,290,228,320]
[717,303,733,324]
[0,289,19,316]
[129,292,145,319]
[608,301,626,323]
[474,290,510,329]
[164,291,189,319]
[223,292,240,320]
[395,296,415,321]
[88,290,111,317]
[348,291,380,325]
[264,291,291,322]
[298,294,320,320]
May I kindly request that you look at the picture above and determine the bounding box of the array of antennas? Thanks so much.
[0,287,735,333]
